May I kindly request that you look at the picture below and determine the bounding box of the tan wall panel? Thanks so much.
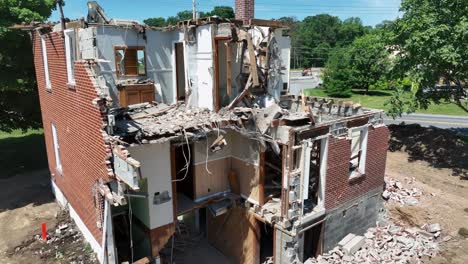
[207,207,260,264]
[194,158,231,199]
[231,157,260,203]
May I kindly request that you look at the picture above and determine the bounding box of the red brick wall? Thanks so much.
[325,126,389,210]
[32,31,110,242]
[235,0,255,23]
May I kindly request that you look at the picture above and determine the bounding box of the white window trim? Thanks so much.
[349,125,368,179]
[51,124,63,174]
[64,29,76,85]
[41,35,51,89]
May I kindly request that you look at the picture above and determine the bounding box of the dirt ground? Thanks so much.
[0,170,97,264]
[386,124,468,264]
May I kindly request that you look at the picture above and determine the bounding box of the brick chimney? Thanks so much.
[235,0,254,24]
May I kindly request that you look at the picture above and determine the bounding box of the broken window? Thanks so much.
[51,123,62,174]
[115,47,146,77]
[64,29,76,85]
[40,35,51,89]
[349,127,368,178]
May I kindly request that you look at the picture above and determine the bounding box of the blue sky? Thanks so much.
[50,0,402,26]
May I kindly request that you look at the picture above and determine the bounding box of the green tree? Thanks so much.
[391,0,468,113]
[322,47,354,97]
[349,31,390,93]
[294,14,368,68]
[206,6,234,19]
[166,10,196,26]
[143,17,166,27]
[0,0,56,132]
[338,18,370,46]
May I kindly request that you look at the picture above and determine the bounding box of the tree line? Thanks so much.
[276,0,467,115]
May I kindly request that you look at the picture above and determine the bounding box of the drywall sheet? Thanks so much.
[192,134,232,200]
[128,142,174,229]
[195,25,214,109]
[207,207,260,264]
[193,158,231,199]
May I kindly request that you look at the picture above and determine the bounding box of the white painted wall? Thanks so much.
[194,25,214,110]
[94,26,182,105]
[128,143,174,229]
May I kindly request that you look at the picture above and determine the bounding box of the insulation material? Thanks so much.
[207,207,260,264]
[78,27,97,59]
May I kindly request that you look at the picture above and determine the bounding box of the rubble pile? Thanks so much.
[113,103,254,140]
[305,223,442,264]
[382,177,424,206]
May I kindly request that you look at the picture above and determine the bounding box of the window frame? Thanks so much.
[348,125,368,179]
[64,28,76,86]
[40,35,51,90]
[114,46,147,77]
[51,123,63,175]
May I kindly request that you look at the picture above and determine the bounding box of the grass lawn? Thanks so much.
[303,88,468,116]
[0,129,48,178]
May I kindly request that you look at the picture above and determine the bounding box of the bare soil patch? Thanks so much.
[0,170,97,263]
[386,125,468,263]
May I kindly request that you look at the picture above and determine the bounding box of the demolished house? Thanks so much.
[18,1,389,263]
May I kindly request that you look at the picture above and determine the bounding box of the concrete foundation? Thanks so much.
[322,187,383,252]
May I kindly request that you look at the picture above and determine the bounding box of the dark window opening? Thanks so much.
[260,221,274,263]
[303,222,324,260]
[175,42,186,101]
[264,144,283,202]
[304,140,320,214]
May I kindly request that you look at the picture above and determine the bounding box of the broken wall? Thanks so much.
[325,125,389,210]
[191,130,261,203]
[230,131,261,203]
[32,31,112,246]
[185,24,214,109]
[94,26,182,106]
[323,187,383,251]
[127,142,174,230]
[249,26,290,101]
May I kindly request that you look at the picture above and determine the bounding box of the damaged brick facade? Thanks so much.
[32,31,111,243]
[325,126,389,210]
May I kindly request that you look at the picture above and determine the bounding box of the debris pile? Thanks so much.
[12,210,98,264]
[305,223,441,264]
[382,177,423,206]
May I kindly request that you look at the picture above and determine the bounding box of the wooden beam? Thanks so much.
[237,30,259,87]
[259,146,265,206]
[225,42,232,97]
[249,18,290,28]
[227,73,252,109]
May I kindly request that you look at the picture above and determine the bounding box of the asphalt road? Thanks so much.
[384,113,468,135]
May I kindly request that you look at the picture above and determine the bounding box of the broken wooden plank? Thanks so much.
[238,30,259,86]
[227,73,252,110]
[249,18,290,28]
[225,42,232,97]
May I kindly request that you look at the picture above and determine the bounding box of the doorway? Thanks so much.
[303,222,324,259]
[214,37,232,111]
[259,221,274,263]
[175,42,186,101]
